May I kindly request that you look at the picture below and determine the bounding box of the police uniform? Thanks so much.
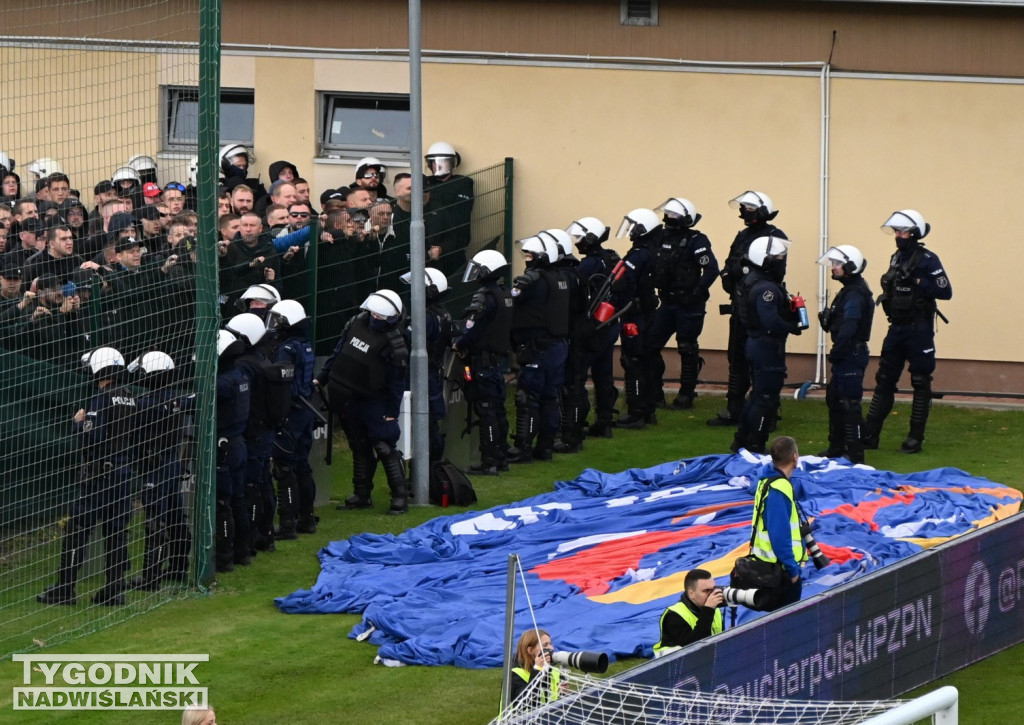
[552,251,586,452]
[321,311,410,513]
[612,230,659,428]
[821,274,874,463]
[425,295,455,463]
[732,266,801,454]
[454,278,514,474]
[646,224,719,410]
[215,352,250,571]
[510,264,570,461]
[864,243,952,453]
[576,246,622,438]
[272,321,317,537]
[713,221,787,425]
[750,470,807,612]
[38,380,138,605]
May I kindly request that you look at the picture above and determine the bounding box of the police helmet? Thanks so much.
[82,347,125,378]
[187,155,200,187]
[425,141,461,176]
[240,283,283,307]
[817,245,866,276]
[729,190,778,222]
[112,166,141,186]
[655,197,701,228]
[27,157,63,180]
[225,313,266,347]
[566,217,610,251]
[881,209,930,240]
[542,229,575,261]
[616,208,661,240]
[0,151,14,174]
[400,267,449,298]
[127,154,157,174]
[746,235,792,268]
[220,144,254,174]
[463,249,508,282]
[361,289,404,321]
[518,234,555,265]
[267,299,308,331]
[217,329,244,357]
[355,157,387,183]
[128,350,176,375]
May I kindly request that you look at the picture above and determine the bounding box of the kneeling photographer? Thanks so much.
[730,436,828,612]
[653,568,723,657]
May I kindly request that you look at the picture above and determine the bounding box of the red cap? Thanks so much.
[142,182,161,198]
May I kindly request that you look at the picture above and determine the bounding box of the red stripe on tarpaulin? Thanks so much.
[530,521,749,596]
[822,491,917,531]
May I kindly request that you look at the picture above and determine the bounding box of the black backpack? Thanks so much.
[429,459,477,507]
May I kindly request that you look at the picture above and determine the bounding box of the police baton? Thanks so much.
[297,394,328,426]
[315,383,333,466]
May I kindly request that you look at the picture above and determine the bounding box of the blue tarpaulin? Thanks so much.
[275,452,1020,668]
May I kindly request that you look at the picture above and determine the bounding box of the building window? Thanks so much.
[319,92,410,159]
[620,0,658,26]
[162,86,254,151]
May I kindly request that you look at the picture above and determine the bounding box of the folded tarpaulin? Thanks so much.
[275,452,1021,668]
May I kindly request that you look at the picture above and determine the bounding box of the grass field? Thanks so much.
[1,393,1021,724]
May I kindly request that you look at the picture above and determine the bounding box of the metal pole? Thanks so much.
[500,553,519,716]
[194,0,222,586]
[408,0,429,505]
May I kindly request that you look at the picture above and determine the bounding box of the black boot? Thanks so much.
[296,469,317,532]
[376,442,408,515]
[163,511,191,584]
[819,391,845,458]
[843,399,866,464]
[273,461,299,540]
[341,451,375,509]
[901,375,931,454]
[230,499,251,566]
[862,387,895,450]
[38,526,87,604]
[586,420,614,438]
[93,581,125,607]
[129,522,166,591]
[215,499,235,573]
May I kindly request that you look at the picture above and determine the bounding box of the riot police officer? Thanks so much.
[38,347,138,606]
[214,329,250,573]
[268,300,318,538]
[127,351,191,590]
[816,246,874,464]
[646,198,719,410]
[709,191,788,427]
[612,209,660,429]
[567,217,621,438]
[317,290,410,514]
[731,236,803,454]
[453,250,514,475]
[545,229,586,453]
[863,210,952,454]
[509,234,569,462]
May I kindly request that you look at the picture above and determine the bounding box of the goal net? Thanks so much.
[492,668,954,725]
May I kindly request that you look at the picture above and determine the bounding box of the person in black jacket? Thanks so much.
[653,568,724,656]
[816,245,874,464]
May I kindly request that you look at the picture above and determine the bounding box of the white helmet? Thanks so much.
[400,267,449,297]
[463,249,508,282]
[27,157,63,179]
[112,166,141,185]
[361,289,404,320]
[187,155,199,187]
[127,154,157,173]
[82,347,125,378]
[817,245,866,276]
[0,151,14,173]
[566,217,609,250]
[746,235,792,267]
[241,283,282,307]
[616,208,661,239]
[225,312,266,347]
[518,234,557,265]
[655,197,701,228]
[425,141,461,176]
[729,190,777,221]
[542,229,574,260]
[217,329,243,357]
[881,209,930,239]
[355,157,387,183]
[219,144,254,171]
[128,350,175,375]
[268,299,308,329]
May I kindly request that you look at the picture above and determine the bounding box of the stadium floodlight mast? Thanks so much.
[407,0,429,506]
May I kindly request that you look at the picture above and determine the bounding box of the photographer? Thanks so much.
[747,436,807,611]
[653,568,723,657]
[508,629,562,709]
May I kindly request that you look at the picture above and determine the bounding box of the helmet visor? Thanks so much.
[615,218,634,239]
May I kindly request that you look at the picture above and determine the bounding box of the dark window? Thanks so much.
[163,86,254,151]
[320,92,410,157]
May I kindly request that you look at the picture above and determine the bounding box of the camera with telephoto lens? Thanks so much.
[800,522,831,570]
[547,649,609,674]
[720,586,767,610]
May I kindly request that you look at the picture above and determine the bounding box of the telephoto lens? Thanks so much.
[802,531,831,570]
[720,587,767,610]
[550,650,609,674]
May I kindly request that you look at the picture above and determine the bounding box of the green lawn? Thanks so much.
[1,395,1021,724]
